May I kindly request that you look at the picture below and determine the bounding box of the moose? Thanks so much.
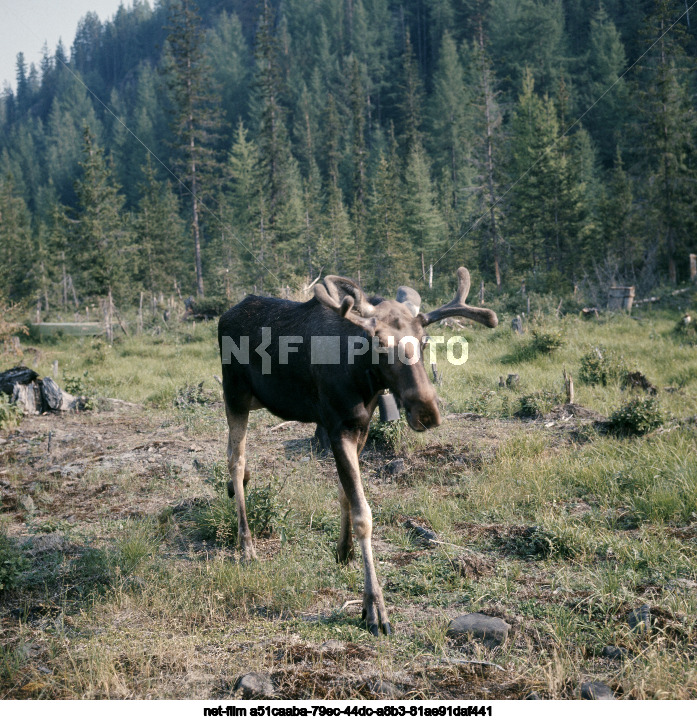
[218,267,497,636]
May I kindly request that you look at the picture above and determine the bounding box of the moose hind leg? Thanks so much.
[225,404,257,562]
[331,435,391,636]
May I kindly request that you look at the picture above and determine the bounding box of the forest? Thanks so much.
[1,0,696,310]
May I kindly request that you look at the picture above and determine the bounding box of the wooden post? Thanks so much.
[429,264,433,289]
[563,368,574,405]
[68,274,78,308]
[36,300,41,324]
[526,295,531,315]
[103,291,114,344]
[52,360,59,378]
[138,292,144,334]
[479,280,484,305]
[690,254,697,282]
[421,252,426,281]
[62,262,68,308]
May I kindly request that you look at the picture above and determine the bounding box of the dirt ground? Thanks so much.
[2,401,694,700]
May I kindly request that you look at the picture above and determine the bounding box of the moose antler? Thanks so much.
[315,276,377,318]
[419,267,498,328]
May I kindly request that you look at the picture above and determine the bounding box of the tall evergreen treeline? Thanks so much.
[1,0,696,309]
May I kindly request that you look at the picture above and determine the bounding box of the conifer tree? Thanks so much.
[163,0,222,297]
[399,30,424,156]
[634,0,696,283]
[403,144,446,281]
[429,31,471,194]
[134,156,189,296]
[367,152,406,292]
[578,5,628,166]
[72,127,131,302]
[0,173,33,301]
[599,147,637,279]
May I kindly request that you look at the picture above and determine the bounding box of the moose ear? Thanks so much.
[315,278,378,334]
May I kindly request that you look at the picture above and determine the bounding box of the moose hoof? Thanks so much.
[335,545,355,565]
[365,621,392,636]
[240,539,258,564]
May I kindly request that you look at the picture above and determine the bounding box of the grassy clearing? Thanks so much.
[1,306,696,699]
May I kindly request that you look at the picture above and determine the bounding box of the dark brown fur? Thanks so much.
[217,268,497,635]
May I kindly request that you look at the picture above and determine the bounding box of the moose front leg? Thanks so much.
[225,403,257,562]
[331,434,391,636]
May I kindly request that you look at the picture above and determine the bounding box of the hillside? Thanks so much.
[1,0,697,308]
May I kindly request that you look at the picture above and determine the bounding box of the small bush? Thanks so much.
[368,417,407,451]
[578,345,627,386]
[195,483,295,546]
[530,328,565,354]
[0,534,31,592]
[63,370,93,396]
[518,390,563,418]
[0,393,22,430]
[673,312,697,345]
[607,397,663,436]
[463,389,498,415]
[174,381,216,407]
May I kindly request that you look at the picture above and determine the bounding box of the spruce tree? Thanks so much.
[578,5,628,166]
[134,156,189,296]
[0,173,33,302]
[72,127,131,302]
[403,144,446,282]
[633,0,696,283]
[163,0,222,297]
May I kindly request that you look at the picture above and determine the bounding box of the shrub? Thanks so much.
[530,328,565,354]
[0,393,21,430]
[368,417,407,452]
[463,389,498,415]
[578,345,627,386]
[195,483,295,546]
[673,312,697,345]
[0,534,30,592]
[607,397,663,436]
[518,390,563,418]
[63,370,93,396]
[174,381,216,407]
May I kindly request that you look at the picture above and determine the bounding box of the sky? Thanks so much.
[0,0,132,91]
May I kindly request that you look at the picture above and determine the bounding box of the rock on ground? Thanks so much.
[446,612,510,649]
[579,681,615,700]
[233,672,275,699]
[362,678,401,698]
[602,645,629,660]
[627,604,651,633]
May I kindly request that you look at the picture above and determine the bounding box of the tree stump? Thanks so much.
[0,366,39,395]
